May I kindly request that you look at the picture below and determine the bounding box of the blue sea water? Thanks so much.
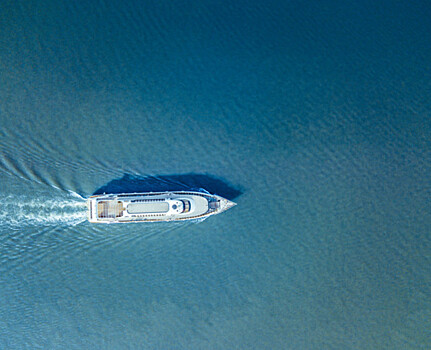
[1,0,430,348]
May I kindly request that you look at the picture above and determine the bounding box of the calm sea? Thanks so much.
[1,0,430,348]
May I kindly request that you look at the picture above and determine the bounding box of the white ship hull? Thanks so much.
[87,191,236,223]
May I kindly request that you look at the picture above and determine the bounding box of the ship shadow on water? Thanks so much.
[92,173,242,201]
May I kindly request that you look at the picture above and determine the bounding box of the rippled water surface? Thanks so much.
[1,0,430,349]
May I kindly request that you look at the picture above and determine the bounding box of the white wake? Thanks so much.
[0,193,87,227]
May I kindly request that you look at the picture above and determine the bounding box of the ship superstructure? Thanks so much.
[87,191,236,223]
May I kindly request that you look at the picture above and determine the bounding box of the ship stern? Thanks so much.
[87,198,98,223]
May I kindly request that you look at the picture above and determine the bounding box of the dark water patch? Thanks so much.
[93,173,242,200]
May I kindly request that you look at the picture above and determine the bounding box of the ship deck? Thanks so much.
[127,202,169,214]
[97,201,125,218]
[89,191,233,223]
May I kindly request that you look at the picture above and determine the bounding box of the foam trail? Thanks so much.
[0,194,87,227]
[67,190,87,200]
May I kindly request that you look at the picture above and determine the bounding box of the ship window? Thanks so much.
[181,200,191,213]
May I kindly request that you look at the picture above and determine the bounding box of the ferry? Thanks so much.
[87,191,236,223]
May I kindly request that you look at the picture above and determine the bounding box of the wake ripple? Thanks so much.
[0,194,87,227]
